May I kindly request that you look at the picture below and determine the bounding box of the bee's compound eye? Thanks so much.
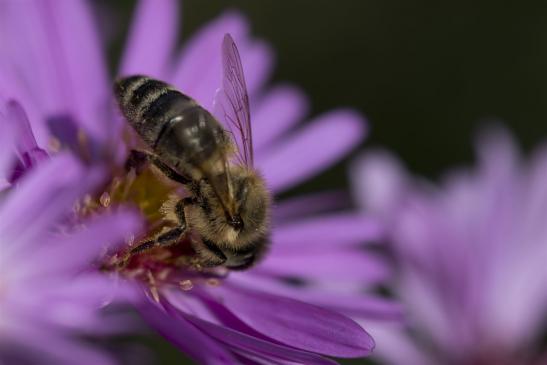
[228,215,244,231]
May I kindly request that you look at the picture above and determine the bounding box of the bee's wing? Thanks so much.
[213,33,254,167]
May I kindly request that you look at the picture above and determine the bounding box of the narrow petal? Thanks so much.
[256,249,390,284]
[0,154,103,255]
[120,0,179,78]
[0,0,110,141]
[253,85,309,151]
[350,149,409,215]
[365,322,437,365]
[2,100,48,183]
[229,273,403,321]
[171,12,272,110]
[182,311,337,365]
[0,106,17,177]
[2,100,46,159]
[273,213,383,249]
[18,210,141,279]
[273,191,351,223]
[258,109,366,192]
[285,289,403,321]
[0,66,48,145]
[138,301,238,365]
[3,327,116,365]
[171,12,248,108]
[38,0,110,141]
[240,40,274,97]
[215,284,375,357]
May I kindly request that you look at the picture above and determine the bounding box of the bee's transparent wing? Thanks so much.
[213,33,254,167]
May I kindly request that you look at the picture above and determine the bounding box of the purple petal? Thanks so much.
[239,40,274,97]
[253,85,309,151]
[0,154,103,254]
[273,213,382,249]
[283,289,403,321]
[0,1,110,141]
[45,114,107,163]
[10,276,136,336]
[215,284,375,357]
[2,100,48,183]
[273,191,351,223]
[46,114,80,153]
[350,149,409,215]
[0,67,48,145]
[365,322,437,365]
[0,107,18,177]
[20,210,141,278]
[138,301,238,365]
[3,100,47,160]
[171,12,248,108]
[2,323,116,365]
[171,12,272,110]
[256,249,390,284]
[120,0,179,78]
[39,0,110,141]
[180,310,337,365]
[258,109,366,192]
[177,302,333,364]
[0,4,59,112]
[229,273,403,321]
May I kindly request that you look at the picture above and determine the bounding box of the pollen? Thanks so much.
[99,191,111,207]
[206,278,220,287]
[179,279,194,291]
[87,158,227,301]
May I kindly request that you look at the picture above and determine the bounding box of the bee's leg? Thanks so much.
[129,198,189,255]
[129,225,185,255]
[176,198,227,268]
[125,149,190,184]
[191,239,227,268]
[128,198,194,257]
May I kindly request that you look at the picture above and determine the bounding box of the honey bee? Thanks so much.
[114,34,270,270]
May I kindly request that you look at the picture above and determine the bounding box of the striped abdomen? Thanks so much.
[114,75,229,168]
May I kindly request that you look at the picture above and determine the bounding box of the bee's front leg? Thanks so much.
[190,238,227,268]
[123,198,189,262]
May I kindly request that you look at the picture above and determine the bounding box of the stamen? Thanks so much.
[206,278,220,287]
[83,194,92,207]
[179,279,194,291]
[99,192,111,207]
[126,234,135,246]
[48,137,61,152]
[147,271,160,302]
[93,155,230,292]
[157,268,170,281]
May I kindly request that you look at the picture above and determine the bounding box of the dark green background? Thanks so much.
[104,1,547,363]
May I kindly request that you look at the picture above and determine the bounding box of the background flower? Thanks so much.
[352,128,547,365]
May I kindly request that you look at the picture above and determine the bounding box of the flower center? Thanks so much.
[81,164,226,300]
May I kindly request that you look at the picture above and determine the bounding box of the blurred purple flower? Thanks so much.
[352,128,547,365]
[0,0,396,363]
[0,103,140,365]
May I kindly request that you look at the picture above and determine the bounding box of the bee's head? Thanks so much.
[187,167,270,247]
[228,169,270,242]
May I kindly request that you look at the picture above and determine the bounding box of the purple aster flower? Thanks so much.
[352,128,547,365]
[0,1,397,363]
[0,102,140,364]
